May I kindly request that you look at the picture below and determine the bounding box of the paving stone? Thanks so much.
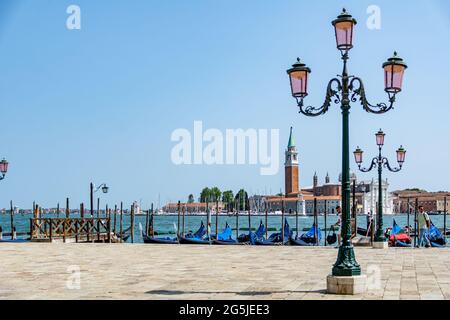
[0,244,448,300]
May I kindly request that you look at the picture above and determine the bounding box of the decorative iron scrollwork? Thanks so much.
[382,158,402,172]
[357,157,378,173]
[349,77,396,114]
[297,78,342,117]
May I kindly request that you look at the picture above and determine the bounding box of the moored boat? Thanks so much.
[212,223,242,245]
[237,220,266,245]
[428,222,446,247]
[255,220,291,245]
[178,221,210,245]
[388,220,412,247]
[142,231,178,244]
[290,223,321,246]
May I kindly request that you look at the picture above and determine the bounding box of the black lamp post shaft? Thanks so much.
[331,55,361,276]
[90,183,94,218]
[376,149,385,242]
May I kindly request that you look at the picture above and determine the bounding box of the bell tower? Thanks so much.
[285,127,299,197]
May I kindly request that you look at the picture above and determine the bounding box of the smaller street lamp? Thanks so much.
[0,158,9,181]
[100,184,109,194]
[354,130,406,244]
[90,183,109,218]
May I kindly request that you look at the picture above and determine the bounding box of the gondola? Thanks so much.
[289,237,314,246]
[116,226,132,242]
[290,223,321,246]
[212,223,242,245]
[237,221,266,245]
[178,221,210,245]
[389,220,412,247]
[141,230,178,244]
[428,222,446,247]
[357,227,371,237]
[255,220,291,246]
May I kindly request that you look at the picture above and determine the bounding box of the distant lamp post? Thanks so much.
[286,8,407,278]
[90,183,109,218]
[0,158,9,181]
[354,129,406,245]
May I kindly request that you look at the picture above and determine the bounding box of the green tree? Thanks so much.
[188,194,195,203]
[222,190,234,212]
[234,189,249,211]
[210,187,222,202]
[200,187,212,203]
[403,188,426,192]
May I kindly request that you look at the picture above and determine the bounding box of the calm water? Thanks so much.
[1,213,449,244]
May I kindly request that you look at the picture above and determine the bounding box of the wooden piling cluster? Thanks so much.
[21,197,141,243]
[30,217,113,243]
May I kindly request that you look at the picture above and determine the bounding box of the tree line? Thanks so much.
[187,188,249,211]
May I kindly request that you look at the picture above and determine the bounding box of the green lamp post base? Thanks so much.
[374,230,386,243]
[332,245,361,277]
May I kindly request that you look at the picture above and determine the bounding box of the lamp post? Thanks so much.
[0,158,9,181]
[354,130,406,246]
[90,183,109,218]
[286,9,407,278]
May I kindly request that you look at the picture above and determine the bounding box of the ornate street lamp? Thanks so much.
[354,130,406,244]
[90,183,109,218]
[287,9,407,277]
[0,158,9,181]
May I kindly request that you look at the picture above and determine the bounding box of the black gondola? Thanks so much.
[255,220,291,245]
[212,223,242,245]
[290,223,321,246]
[178,221,210,245]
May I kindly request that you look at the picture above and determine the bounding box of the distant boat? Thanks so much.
[178,221,210,245]
[255,220,291,245]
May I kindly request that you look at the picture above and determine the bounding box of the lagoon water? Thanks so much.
[1,213,448,244]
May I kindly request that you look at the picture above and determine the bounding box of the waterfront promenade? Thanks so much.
[0,244,449,300]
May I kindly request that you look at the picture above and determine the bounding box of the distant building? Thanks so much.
[392,190,450,213]
[261,127,343,215]
[259,127,394,215]
[132,201,141,215]
[162,202,225,213]
[284,127,299,197]
[357,179,394,215]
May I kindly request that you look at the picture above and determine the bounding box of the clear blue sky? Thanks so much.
[1,0,449,209]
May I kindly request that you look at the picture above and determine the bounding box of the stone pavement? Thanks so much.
[0,243,449,300]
